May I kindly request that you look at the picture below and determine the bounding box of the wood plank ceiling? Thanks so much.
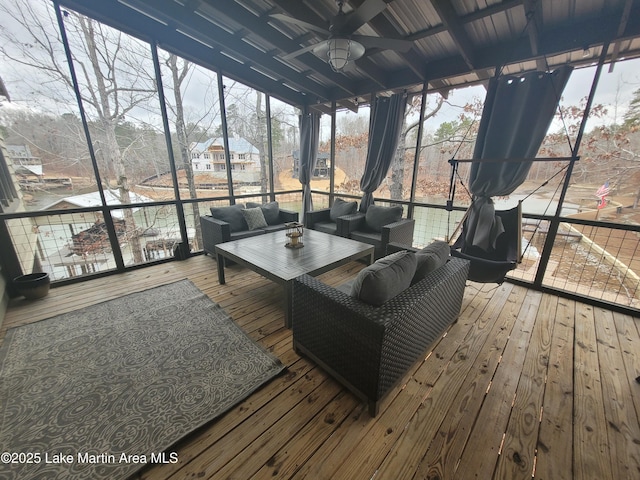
[57,0,640,112]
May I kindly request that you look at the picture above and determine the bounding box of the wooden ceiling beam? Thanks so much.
[347,0,425,79]
[608,0,634,72]
[523,0,548,71]
[122,0,347,102]
[431,0,477,70]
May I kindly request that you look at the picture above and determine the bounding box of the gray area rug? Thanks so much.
[0,279,284,479]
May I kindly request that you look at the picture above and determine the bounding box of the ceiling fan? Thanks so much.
[270,0,413,72]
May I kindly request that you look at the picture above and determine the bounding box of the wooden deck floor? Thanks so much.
[3,255,640,479]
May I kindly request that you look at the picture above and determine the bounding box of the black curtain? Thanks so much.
[464,66,573,252]
[359,93,407,212]
[299,111,320,224]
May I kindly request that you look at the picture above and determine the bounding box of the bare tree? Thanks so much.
[162,53,215,249]
[389,94,445,200]
[255,92,269,193]
[224,85,271,193]
[1,1,157,263]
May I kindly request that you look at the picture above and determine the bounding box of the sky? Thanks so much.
[1,0,639,140]
[429,57,640,133]
[321,56,640,143]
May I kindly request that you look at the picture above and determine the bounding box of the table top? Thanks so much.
[215,229,374,282]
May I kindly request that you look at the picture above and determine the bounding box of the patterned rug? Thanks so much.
[0,280,284,480]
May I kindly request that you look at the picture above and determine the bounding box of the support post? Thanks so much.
[408,83,428,219]
[534,43,609,285]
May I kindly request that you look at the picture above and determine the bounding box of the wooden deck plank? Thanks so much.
[410,284,529,480]
[494,292,557,478]
[2,255,639,480]
[573,302,614,480]
[373,282,518,479]
[535,297,575,480]
[613,311,640,423]
[213,379,346,479]
[454,289,543,479]
[253,390,360,478]
[291,282,498,479]
[594,307,640,478]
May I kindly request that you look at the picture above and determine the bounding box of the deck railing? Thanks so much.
[2,189,639,315]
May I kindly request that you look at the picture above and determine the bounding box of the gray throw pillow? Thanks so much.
[329,198,357,221]
[246,201,280,225]
[350,250,417,306]
[412,241,450,284]
[365,205,403,232]
[210,204,247,232]
[242,207,268,230]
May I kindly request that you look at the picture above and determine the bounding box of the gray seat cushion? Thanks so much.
[365,205,403,232]
[350,250,417,306]
[412,241,451,284]
[350,230,382,250]
[314,221,339,235]
[210,204,247,232]
[330,198,357,221]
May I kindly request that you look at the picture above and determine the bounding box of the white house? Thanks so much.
[189,136,262,184]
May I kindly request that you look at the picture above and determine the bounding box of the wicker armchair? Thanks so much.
[292,255,469,416]
[305,208,348,236]
[306,198,358,236]
[340,206,415,259]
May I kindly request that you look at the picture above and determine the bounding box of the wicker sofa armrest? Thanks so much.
[382,218,415,249]
[292,256,469,416]
[200,215,231,255]
[337,212,366,237]
[305,208,330,229]
[278,208,300,223]
[292,275,387,408]
[386,242,420,254]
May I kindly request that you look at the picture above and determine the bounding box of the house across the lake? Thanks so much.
[189,136,262,184]
[292,150,331,179]
[8,144,72,190]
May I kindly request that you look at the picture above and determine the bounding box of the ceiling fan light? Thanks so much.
[326,38,365,72]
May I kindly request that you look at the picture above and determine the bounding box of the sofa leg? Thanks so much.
[368,400,380,417]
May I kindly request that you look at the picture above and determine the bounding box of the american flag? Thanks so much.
[595,181,610,198]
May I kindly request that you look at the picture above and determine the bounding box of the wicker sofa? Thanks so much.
[200,201,299,256]
[291,244,469,416]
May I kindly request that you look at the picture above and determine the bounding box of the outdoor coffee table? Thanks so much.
[215,229,374,328]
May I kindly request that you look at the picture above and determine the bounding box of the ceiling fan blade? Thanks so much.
[339,0,387,34]
[269,13,330,36]
[353,35,413,52]
[282,42,325,61]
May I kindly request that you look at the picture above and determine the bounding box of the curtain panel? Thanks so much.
[464,66,573,252]
[298,112,320,224]
[359,93,407,212]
